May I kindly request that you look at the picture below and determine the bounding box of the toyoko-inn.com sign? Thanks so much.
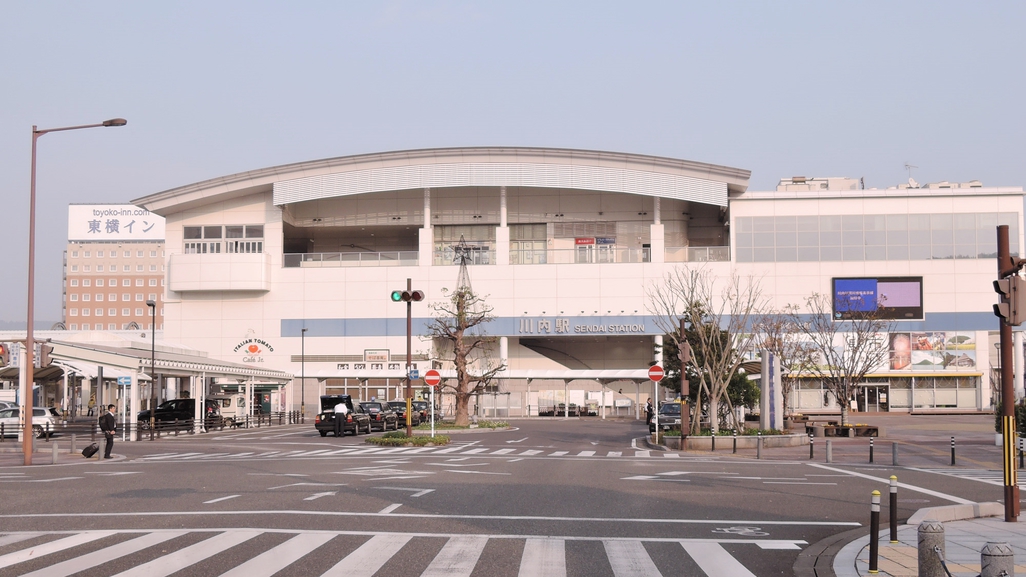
[68,204,166,242]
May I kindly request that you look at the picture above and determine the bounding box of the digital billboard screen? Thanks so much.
[832,276,924,320]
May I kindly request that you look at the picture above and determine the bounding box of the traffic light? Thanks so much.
[994,276,1026,326]
[38,344,54,368]
[677,341,691,364]
[0,344,8,367]
[390,290,424,302]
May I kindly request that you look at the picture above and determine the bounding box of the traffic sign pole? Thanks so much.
[649,365,664,443]
[424,370,441,438]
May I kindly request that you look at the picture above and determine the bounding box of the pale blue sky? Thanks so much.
[1,2,1024,324]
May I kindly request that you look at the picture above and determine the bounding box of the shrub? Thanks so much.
[367,433,451,447]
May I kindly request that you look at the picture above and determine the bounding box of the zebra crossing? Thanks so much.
[138,445,698,462]
[0,528,801,576]
[910,467,1026,488]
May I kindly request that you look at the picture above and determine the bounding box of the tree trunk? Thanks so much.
[709,395,719,435]
[454,391,470,427]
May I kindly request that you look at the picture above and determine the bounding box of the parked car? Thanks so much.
[360,401,399,432]
[650,402,683,432]
[411,400,430,421]
[137,399,220,430]
[0,406,58,438]
[315,395,370,437]
[209,394,248,428]
[0,400,16,410]
[387,401,421,426]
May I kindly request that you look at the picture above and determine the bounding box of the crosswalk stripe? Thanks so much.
[463,448,490,454]
[519,450,543,456]
[0,533,39,547]
[0,531,115,570]
[421,535,488,577]
[432,445,467,454]
[682,542,757,577]
[550,451,568,456]
[662,453,680,458]
[109,530,261,577]
[634,450,651,457]
[18,531,185,577]
[491,449,516,455]
[322,533,413,577]
[604,540,661,577]
[518,538,566,577]
[607,451,622,457]
[219,532,335,577]
[577,451,596,457]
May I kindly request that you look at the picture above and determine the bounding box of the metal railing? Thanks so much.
[284,252,418,268]
[665,246,730,262]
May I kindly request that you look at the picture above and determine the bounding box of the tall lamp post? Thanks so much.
[146,300,157,440]
[301,327,308,423]
[24,118,127,465]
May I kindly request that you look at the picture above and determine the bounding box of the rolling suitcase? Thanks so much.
[81,443,99,458]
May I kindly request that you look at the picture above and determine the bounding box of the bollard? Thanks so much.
[711,433,716,452]
[810,433,814,459]
[174,419,179,436]
[918,520,945,577]
[757,435,763,459]
[1020,437,1024,469]
[71,433,77,454]
[826,439,833,464]
[1,422,4,442]
[892,442,899,466]
[45,422,51,442]
[91,422,96,442]
[870,437,874,464]
[889,475,899,543]
[950,436,956,466]
[980,541,1014,577]
[733,429,737,454]
[52,443,59,464]
[869,490,881,574]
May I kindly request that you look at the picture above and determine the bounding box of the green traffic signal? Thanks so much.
[390,290,404,302]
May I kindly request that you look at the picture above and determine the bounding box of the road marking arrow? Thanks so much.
[506,437,528,444]
[304,492,336,501]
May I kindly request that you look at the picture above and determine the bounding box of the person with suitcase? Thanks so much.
[99,404,117,459]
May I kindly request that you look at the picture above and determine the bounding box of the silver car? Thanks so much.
[0,406,58,438]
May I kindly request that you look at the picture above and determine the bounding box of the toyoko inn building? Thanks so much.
[130,147,1024,416]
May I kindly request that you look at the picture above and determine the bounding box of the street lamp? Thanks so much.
[301,327,308,423]
[24,118,127,465]
[146,300,156,440]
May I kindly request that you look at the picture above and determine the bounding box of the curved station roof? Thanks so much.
[133,146,751,213]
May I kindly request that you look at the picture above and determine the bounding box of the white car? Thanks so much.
[0,406,58,438]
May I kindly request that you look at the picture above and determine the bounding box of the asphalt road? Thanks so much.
[0,415,1010,576]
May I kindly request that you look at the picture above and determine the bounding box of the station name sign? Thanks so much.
[518,318,646,335]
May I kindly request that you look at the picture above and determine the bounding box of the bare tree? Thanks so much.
[426,240,505,426]
[649,267,767,434]
[785,293,894,426]
[753,305,820,417]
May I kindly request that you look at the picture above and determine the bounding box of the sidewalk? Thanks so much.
[835,515,1026,577]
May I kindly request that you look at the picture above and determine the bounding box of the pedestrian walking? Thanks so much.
[333,400,349,437]
[99,404,117,459]
[87,396,96,416]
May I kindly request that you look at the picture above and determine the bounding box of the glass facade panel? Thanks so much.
[797,247,820,261]
[775,247,797,261]
[865,246,886,260]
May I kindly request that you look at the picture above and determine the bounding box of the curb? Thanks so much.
[794,526,869,577]
[906,501,1003,525]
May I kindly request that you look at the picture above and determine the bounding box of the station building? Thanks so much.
[128,147,1024,417]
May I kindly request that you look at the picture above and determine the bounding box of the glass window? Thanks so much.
[122,308,130,316]
[70,279,79,287]
[72,251,79,258]
[71,265,79,272]
[841,215,863,231]
[797,247,819,261]
[735,247,753,262]
[774,216,796,232]
[203,226,222,239]
[82,294,91,302]
[83,279,91,287]
[842,246,865,261]
[123,279,130,287]
[953,213,976,229]
[931,244,954,260]
[753,232,774,247]
[83,265,91,272]
[150,251,156,257]
[246,225,263,238]
[797,231,818,246]
[865,246,887,260]
[95,308,103,316]
[96,279,105,287]
[125,251,131,257]
[864,230,886,245]
[109,293,116,301]
[735,232,753,248]
[930,214,952,231]
[149,279,157,286]
[842,230,864,245]
[753,247,774,262]
[908,214,931,230]
[96,294,104,302]
[96,265,104,272]
[136,294,143,301]
[796,216,818,232]
[864,215,886,231]
[123,294,130,301]
[70,294,78,301]
[97,250,104,257]
[820,246,842,261]
[137,251,144,258]
[84,251,91,257]
[226,225,244,238]
[909,244,932,260]
[775,231,797,247]
[752,217,774,232]
[775,247,797,261]
[108,308,116,316]
[735,217,752,233]
[887,245,909,260]
[820,230,841,246]
[70,309,78,316]
[820,215,842,232]
[136,279,143,287]
[135,308,143,316]
[136,265,143,272]
[184,226,202,239]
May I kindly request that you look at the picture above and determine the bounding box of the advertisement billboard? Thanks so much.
[832,276,924,320]
[68,204,165,242]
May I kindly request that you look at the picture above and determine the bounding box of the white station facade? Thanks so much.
[131,147,1024,416]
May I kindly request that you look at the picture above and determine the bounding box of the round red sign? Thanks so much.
[648,365,664,382]
[424,369,442,386]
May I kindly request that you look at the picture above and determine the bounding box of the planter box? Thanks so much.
[684,433,808,450]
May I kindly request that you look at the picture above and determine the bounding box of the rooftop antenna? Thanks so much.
[904,162,920,188]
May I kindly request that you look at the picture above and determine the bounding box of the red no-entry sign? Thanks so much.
[648,365,664,382]
[424,369,441,386]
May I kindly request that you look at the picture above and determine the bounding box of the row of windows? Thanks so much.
[70,264,162,272]
[735,212,1020,262]
[69,278,161,287]
[68,323,161,331]
[68,308,163,317]
[70,249,162,259]
[68,294,159,302]
[184,225,263,240]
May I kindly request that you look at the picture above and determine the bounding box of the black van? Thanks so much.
[315,395,371,437]
[138,399,220,430]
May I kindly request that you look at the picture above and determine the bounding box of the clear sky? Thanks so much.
[1,2,1023,325]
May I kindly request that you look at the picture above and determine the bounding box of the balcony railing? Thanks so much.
[510,247,651,265]
[665,246,730,262]
[283,252,418,268]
